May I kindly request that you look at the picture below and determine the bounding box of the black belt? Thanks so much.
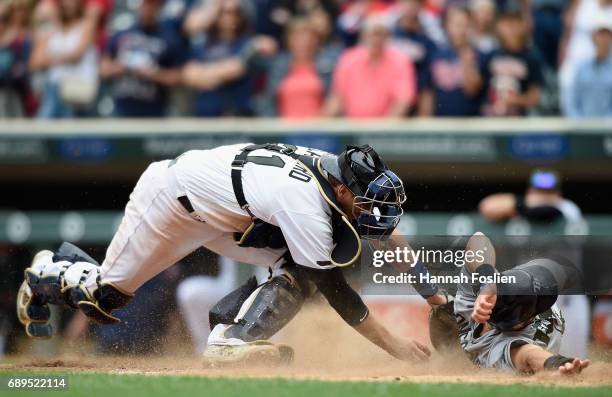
[167,156,195,214]
[178,195,195,213]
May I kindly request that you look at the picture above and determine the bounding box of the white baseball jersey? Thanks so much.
[95,143,342,294]
[169,143,337,270]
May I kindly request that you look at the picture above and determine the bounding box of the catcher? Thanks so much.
[430,232,590,375]
[17,142,444,364]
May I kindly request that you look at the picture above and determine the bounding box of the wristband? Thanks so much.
[543,354,574,369]
[410,261,439,298]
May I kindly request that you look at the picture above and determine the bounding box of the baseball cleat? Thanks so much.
[202,341,294,367]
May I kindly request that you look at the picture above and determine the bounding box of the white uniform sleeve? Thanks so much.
[557,199,582,221]
[269,210,335,269]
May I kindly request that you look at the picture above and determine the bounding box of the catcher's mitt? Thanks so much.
[429,295,461,352]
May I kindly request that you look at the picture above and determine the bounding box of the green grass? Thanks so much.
[0,371,610,397]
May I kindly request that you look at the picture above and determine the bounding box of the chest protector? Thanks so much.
[231,143,361,268]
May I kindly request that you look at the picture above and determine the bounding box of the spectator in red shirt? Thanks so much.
[323,14,416,118]
[260,18,339,118]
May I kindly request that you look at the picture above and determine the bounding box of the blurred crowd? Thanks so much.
[0,0,611,119]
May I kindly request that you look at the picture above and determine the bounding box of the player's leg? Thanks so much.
[201,235,308,365]
[17,161,223,338]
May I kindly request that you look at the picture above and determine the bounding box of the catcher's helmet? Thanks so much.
[321,145,405,240]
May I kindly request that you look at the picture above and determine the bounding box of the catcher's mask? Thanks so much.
[321,145,405,240]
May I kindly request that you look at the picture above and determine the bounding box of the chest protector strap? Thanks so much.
[231,143,361,267]
[231,143,300,218]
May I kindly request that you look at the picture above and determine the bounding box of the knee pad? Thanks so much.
[209,276,259,330]
[223,274,305,342]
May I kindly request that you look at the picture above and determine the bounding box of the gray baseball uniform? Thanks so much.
[454,264,565,371]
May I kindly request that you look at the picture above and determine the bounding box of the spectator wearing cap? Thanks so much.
[0,0,34,118]
[323,15,417,118]
[182,0,277,117]
[391,0,437,114]
[259,18,338,118]
[479,7,543,116]
[100,0,182,117]
[480,169,582,223]
[419,7,483,116]
[568,16,612,118]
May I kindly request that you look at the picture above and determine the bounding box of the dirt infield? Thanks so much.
[3,305,611,387]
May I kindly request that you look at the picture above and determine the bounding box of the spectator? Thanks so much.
[30,0,99,118]
[559,0,612,116]
[302,2,342,49]
[100,0,182,118]
[419,7,483,116]
[260,18,338,118]
[0,0,34,118]
[391,0,437,111]
[480,7,543,116]
[469,0,497,54]
[568,16,612,118]
[182,0,277,117]
[323,15,416,118]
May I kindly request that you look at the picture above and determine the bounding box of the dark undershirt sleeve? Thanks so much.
[297,266,369,326]
[515,195,563,221]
